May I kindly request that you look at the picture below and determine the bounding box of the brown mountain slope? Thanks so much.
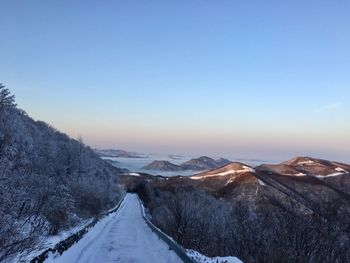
[119,157,350,231]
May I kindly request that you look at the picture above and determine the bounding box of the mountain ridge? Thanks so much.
[94,148,147,158]
[142,160,184,171]
[127,156,350,262]
[142,156,232,171]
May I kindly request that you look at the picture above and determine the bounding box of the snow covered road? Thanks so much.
[45,194,182,263]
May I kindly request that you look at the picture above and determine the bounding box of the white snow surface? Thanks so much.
[335,167,349,173]
[44,194,181,263]
[191,166,255,180]
[258,179,266,186]
[297,160,314,165]
[316,173,346,178]
[314,168,349,178]
[295,173,307,176]
[187,249,243,263]
[127,172,140,176]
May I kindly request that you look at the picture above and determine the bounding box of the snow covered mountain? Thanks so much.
[257,156,350,177]
[190,162,255,180]
[120,156,350,262]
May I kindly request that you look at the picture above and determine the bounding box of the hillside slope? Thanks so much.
[126,157,350,262]
[0,85,125,261]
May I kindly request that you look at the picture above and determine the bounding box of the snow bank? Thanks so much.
[128,172,140,176]
[187,249,243,263]
[8,218,93,263]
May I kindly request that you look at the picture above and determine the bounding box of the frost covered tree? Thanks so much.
[0,83,16,110]
[137,182,350,263]
[0,85,125,261]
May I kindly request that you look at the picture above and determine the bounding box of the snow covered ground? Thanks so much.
[44,194,182,263]
[187,249,243,263]
[8,219,93,263]
[191,165,255,180]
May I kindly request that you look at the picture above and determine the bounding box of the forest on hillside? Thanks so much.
[0,85,125,261]
[136,180,350,263]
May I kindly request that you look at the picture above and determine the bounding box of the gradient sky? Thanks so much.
[1,0,349,162]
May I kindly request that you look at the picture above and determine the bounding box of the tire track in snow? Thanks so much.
[73,196,127,263]
[45,194,181,263]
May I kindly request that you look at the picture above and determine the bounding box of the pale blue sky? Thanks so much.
[1,0,349,161]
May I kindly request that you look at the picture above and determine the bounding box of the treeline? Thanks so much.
[0,84,124,261]
[137,183,350,263]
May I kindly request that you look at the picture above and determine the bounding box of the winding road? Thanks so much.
[45,194,182,263]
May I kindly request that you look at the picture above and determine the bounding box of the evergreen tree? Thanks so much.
[0,83,16,110]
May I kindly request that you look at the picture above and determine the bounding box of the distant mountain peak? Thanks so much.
[181,156,225,170]
[215,158,231,166]
[94,148,146,158]
[282,156,317,166]
[141,156,232,172]
[142,160,183,171]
